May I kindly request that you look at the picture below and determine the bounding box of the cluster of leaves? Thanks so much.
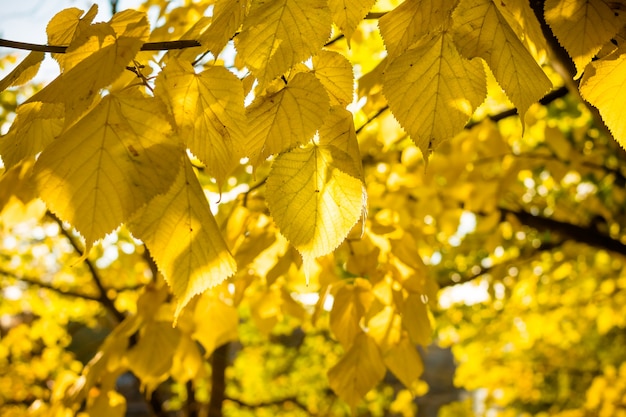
[1,0,626,416]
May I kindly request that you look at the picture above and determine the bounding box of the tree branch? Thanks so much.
[49,214,126,322]
[225,395,312,414]
[0,38,200,53]
[0,268,101,301]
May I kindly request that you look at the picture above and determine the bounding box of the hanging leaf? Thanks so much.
[46,4,99,69]
[156,58,247,187]
[312,50,355,107]
[192,293,239,356]
[0,51,45,92]
[453,0,552,121]
[266,142,365,274]
[236,0,331,89]
[328,0,377,44]
[545,0,625,78]
[580,47,626,147]
[128,158,237,320]
[327,332,387,409]
[383,31,487,156]
[329,279,374,348]
[33,92,182,253]
[199,0,249,57]
[245,72,329,164]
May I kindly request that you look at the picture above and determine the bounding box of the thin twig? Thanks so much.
[0,268,101,301]
[0,38,200,53]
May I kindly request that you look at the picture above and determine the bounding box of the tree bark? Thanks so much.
[208,343,230,417]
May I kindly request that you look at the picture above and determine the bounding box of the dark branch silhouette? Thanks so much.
[0,38,201,53]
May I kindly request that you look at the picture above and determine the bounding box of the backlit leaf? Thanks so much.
[0,51,44,92]
[192,293,239,356]
[266,142,365,272]
[156,58,246,187]
[312,50,354,107]
[453,0,552,120]
[33,92,182,252]
[328,332,387,409]
[384,335,424,388]
[329,279,373,348]
[46,5,99,69]
[318,106,364,179]
[245,72,329,164]
[199,0,249,57]
[383,31,487,156]
[545,0,625,78]
[127,320,181,390]
[402,294,432,346]
[30,10,149,123]
[0,102,64,169]
[378,0,458,59]
[580,47,626,147]
[328,0,376,44]
[128,159,237,320]
[236,0,331,89]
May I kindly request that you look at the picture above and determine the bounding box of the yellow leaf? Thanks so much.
[87,390,126,417]
[128,159,237,320]
[236,0,331,89]
[367,306,403,350]
[33,92,182,252]
[0,51,44,92]
[402,294,432,346]
[384,335,424,388]
[312,51,355,107]
[0,102,64,169]
[156,58,247,187]
[545,0,625,78]
[245,72,329,164]
[199,0,248,57]
[580,47,626,147]
[46,5,99,70]
[383,31,487,156]
[127,320,181,390]
[494,0,549,62]
[328,0,377,44]
[265,142,365,272]
[329,279,374,348]
[318,106,364,179]
[31,11,149,123]
[378,0,458,59]
[192,293,239,357]
[327,332,387,409]
[453,0,552,120]
[171,336,204,382]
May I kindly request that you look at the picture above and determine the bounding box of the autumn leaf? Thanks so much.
[46,4,99,69]
[453,0,552,121]
[198,0,248,57]
[0,51,45,92]
[329,279,374,348]
[312,51,354,107]
[580,47,626,147]
[128,158,237,320]
[155,58,247,187]
[192,293,239,356]
[378,0,458,59]
[328,0,377,44]
[328,332,387,409]
[266,142,365,274]
[545,0,625,78]
[236,0,331,89]
[383,31,487,155]
[29,9,149,123]
[245,72,329,164]
[33,92,182,253]
[0,102,64,169]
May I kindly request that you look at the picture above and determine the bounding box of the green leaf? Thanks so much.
[245,72,329,164]
[128,158,237,320]
[156,58,247,187]
[383,31,487,156]
[33,92,182,253]
[328,332,387,409]
[236,0,332,89]
[453,0,552,121]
